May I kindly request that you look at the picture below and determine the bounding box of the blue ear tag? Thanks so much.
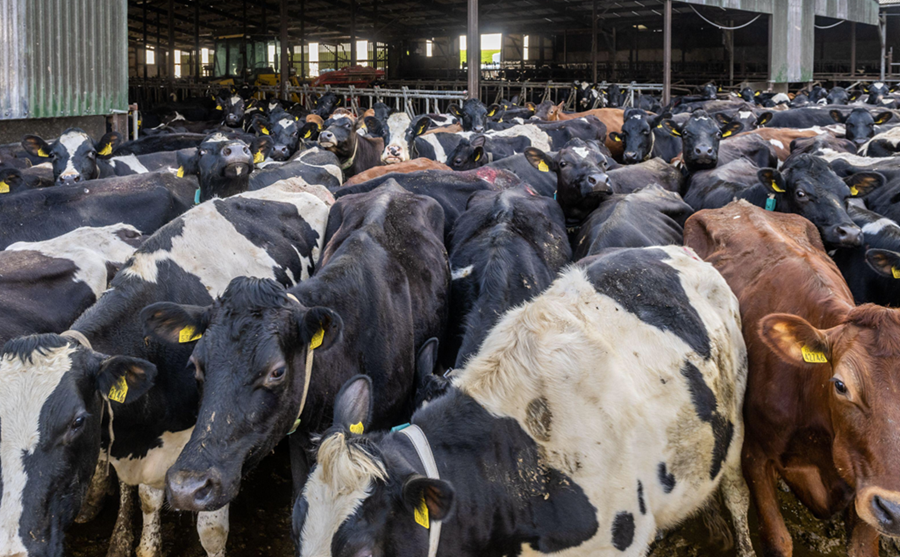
[194,188,201,205]
[765,195,776,211]
[391,423,411,432]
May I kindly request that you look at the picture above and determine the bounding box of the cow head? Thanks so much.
[609,108,669,164]
[865,82,891,105]
[756,154,882,248]
[0,334,155,556]
[140,277,343,512]
[265,109,307,161]
[216,91,246,128]
[830,108,893,146]
[446,134,488,171]
[716,110,772,132]
[739,87,756,102]
[313,92,342,118]
[177,133,268,202]
[294,375,455,557]
[607,84,623,108]
[448,99,489,133]
[524,138,612,224]
[381,113,430,164]
[808,85,828,103]
[827,87,850,105]
[22,129,122,185]
[661,110,742,171]
[760,305,900,537]
[318,115,362,165]
[701,83,719,100]
[0,167,26,195]
[575,82,602,110]
[530,100,565,122]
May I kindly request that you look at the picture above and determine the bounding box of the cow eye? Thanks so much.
[266,366,287,386]
[832,378,848,395]
[559,161,568,168]
[71,415,86,430]
[87,151,97,160]
[796,190,807,199]
[716,132,722,138]
[455,158,463,165]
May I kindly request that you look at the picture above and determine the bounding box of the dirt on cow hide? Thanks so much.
[66,448,900,557]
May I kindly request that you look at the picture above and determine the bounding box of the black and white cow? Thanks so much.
[858,127,900,157]
[864,81,893,105]
[607,157,684,195]
[448,186,570,366]
[378,113,433,164]
[608,108,679,164]
[0,224,142,344]
[21,129,124,184]
[249,146,343,191]
[141,182,449,521]
[216,91,247,128]
[112,133,208,157]
[829,107,893,147]
[574,81,604,110]
[832,204,900,306]
[661,110,743,172]
[717,133,778,169]
[294,244,754,557]
[176,132,273,202]
[827,87,851,105]
[0,182,334,557]
[318,115,384,178]
[790,133,857,157]
[448,98,489,133]
[573,185,693,259]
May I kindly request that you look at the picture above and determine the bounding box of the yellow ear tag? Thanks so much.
[349,422,364,434]
[261,127,270,135]
[216,105,223,111]
[176,166,185,178]
[98,144,113,156]
[304,130,312,139]
[722,130,732,138]
[310,327,324,350]
[414,496,430,529]
[850,186,860,196]
[771,181,785,193]
[801,345,828,364]
[612,135,622,142]
[0,182,8,194]
[537,160,550,173]
[253,151,264,164]
[108,375,128,403]
[38,148,50,157]
[474,151,481,162]
[892,267,900,279]
[671,129,681,137]
[178,326,202,343]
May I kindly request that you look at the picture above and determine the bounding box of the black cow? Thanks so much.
[448,98,489,132]
[607,84,624,108]
[763,106,852,128]
[318,116,384,178]
[739,87,756,102]
[808,85,828,104]
[142,182,449,517]
[830,107,893,146]
[573,185,693,259]
[177,132,272,202]
[790,133,857,157]
[112,133,209,156]
[448,186,570,365]
[607,157,684,194]
[0,166,54,194]
[865,81,892,105]
[827,87,850,105]
[832,204,900,306]
[661,110,743,172]
[22,129,123,184]
[608,108,679,164]
[312,92,342,118]
[523,139,613,228]
[718,133,778,169]
[686,154,882,248]
[216,91,247,128]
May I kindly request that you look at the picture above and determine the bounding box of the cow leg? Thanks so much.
[289,433,313,499]
[76,455,111,524]
[721,458,756,557]
[136,484,164,557]
[847,506,881,557]
[106,481,135,557]
[198,505,230,557]
[743,443,792,557]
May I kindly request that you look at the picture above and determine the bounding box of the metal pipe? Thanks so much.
[281,0,289,99]
[592,0,598,83]
[851,21,856,76]
[351,0,357,66]
[168,0,175,81]
[728,20,734,86]
[195,1,200,78]
[467,0,479,99]
[881,13,887,81]
[301,0,306,79]
[143,2,148,79]
[663,0,671,106]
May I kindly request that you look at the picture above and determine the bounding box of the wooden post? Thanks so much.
[467,0,479,99]
[663,0,671,105]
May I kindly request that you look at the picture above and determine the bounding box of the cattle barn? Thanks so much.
[9,0,900,556]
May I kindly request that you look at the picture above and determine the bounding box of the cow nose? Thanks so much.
[274,146,289,158]
[834,224,862,247]
[320,131,334,142]
[473,125,485,133]
[624,151,638,163]
[59,173,80,185]
[872,495,900,532]
[166,469,222,511]
[694,146,714,156]
[388,145,400,155]
[587,174,610,191]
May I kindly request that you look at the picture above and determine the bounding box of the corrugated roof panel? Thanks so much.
[0,0,127,120]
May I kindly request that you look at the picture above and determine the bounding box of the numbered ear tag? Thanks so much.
[261,127,270,135]
[892,267,900,279]
[0,182,8,194]
[253,151,264,164]
[310,327,324,350]
[414,496,430,529]
[108,375,129,403]
[179,326,202,343]
[537,160,550,173]
[801,345,828,364]
[98,144,113,156]
[349,422,364,434]
[765,195,776,211]
[38,148,50,157]
[176,166,185,178]
[850,186,859,196]
[771,181,785,193]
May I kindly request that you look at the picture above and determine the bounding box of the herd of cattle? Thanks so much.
[4,79,900,557]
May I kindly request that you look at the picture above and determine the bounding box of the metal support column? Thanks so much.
[467,0,479,99]
[194,2,200,78]
[851,21,857,75]
[242,0,247,78]
[350,0,357,66]
[727,20,734,86]
[301,0,306,79]
[663,0,671,106]
[167,0,175,81]
[281,0,289,99]
[592,0,598,83]
[142,3,148,79]
[881,13,887,81]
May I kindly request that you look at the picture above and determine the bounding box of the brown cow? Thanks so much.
[531,101,624,158]
[735,128,824,161]
[685,199,900,557]
[343,158,451,186]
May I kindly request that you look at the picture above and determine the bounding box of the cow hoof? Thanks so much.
[105,542,133,557]
[136,547,162,557]
[74,495,106,524]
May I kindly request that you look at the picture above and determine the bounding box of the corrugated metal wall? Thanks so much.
[0,0,127,120]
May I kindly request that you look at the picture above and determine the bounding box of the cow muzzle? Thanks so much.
[220,145,252,177]
[382,145,404,164]
[225,114,241,126]
[166,467,229,512]
[858,488,900,536]
[318,131,337,148]
[272,145,291,161]
[58,172,83,185]
[623,151,641,164]
[582,173,611,196]
[825,223,862,248]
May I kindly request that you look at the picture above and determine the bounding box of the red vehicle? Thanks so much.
[311,65,385,88]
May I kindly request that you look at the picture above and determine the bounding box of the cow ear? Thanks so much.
[299,121,319,140]
[525,102,536,112]
[299,306,343,353]
[251,136,274,164]
[22,135,52,158]
[363,116,384,138]
[608,131,624,143]
[141,302,208,345]
[661,120,682,137]
[714,112,730,125]
[845,171,884,197]
[175,148,200,178]
[866,249,900,279]
[649,112,671,128]
[447,104,462,118]
[95,132,123,157]
[720,121,743,138]
[96,356,157,405]
[402,476,455,522]
[758,168,786,194]
[413,116,432,138]
[756,111,774,127]
[472,146,485,163]
[470,134,486,148]
[758,313,832,367]
[863,84,871,93]
[829,109,845,124]
[849,91,861,102]
[416,338,439,384]
[524,147,555,173]
[486,103,500,117]
[874,111,894,125]
[332,375,373,432]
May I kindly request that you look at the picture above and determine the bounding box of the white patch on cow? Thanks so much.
[769,139,785,150]
[862,217,900,236]
[875,82,886,89]
[630,113,643,120]
[297,147,344,185]
[738,111,752,120]
[694,116,711,122]
[418,133,448,163]
[7,224,141,298]
[451,265,474,280]
[572,146,590,160]
[383,113,413,163]
[198,505,230,557]
[771,93,790,104]
[817,149,886,166]
[453,245,748,553]
[859,126,900,155]
[59,130,92,178]
[111,153,150,174]
[172,112,186,122]
[486,123,552,153]
[122,186,331,293]
[137,484,164,557]
[204,132,231,144]
[111,428,195,488]
[0,344,77,554]
[229,95,242,106]
[277,118,294,130]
